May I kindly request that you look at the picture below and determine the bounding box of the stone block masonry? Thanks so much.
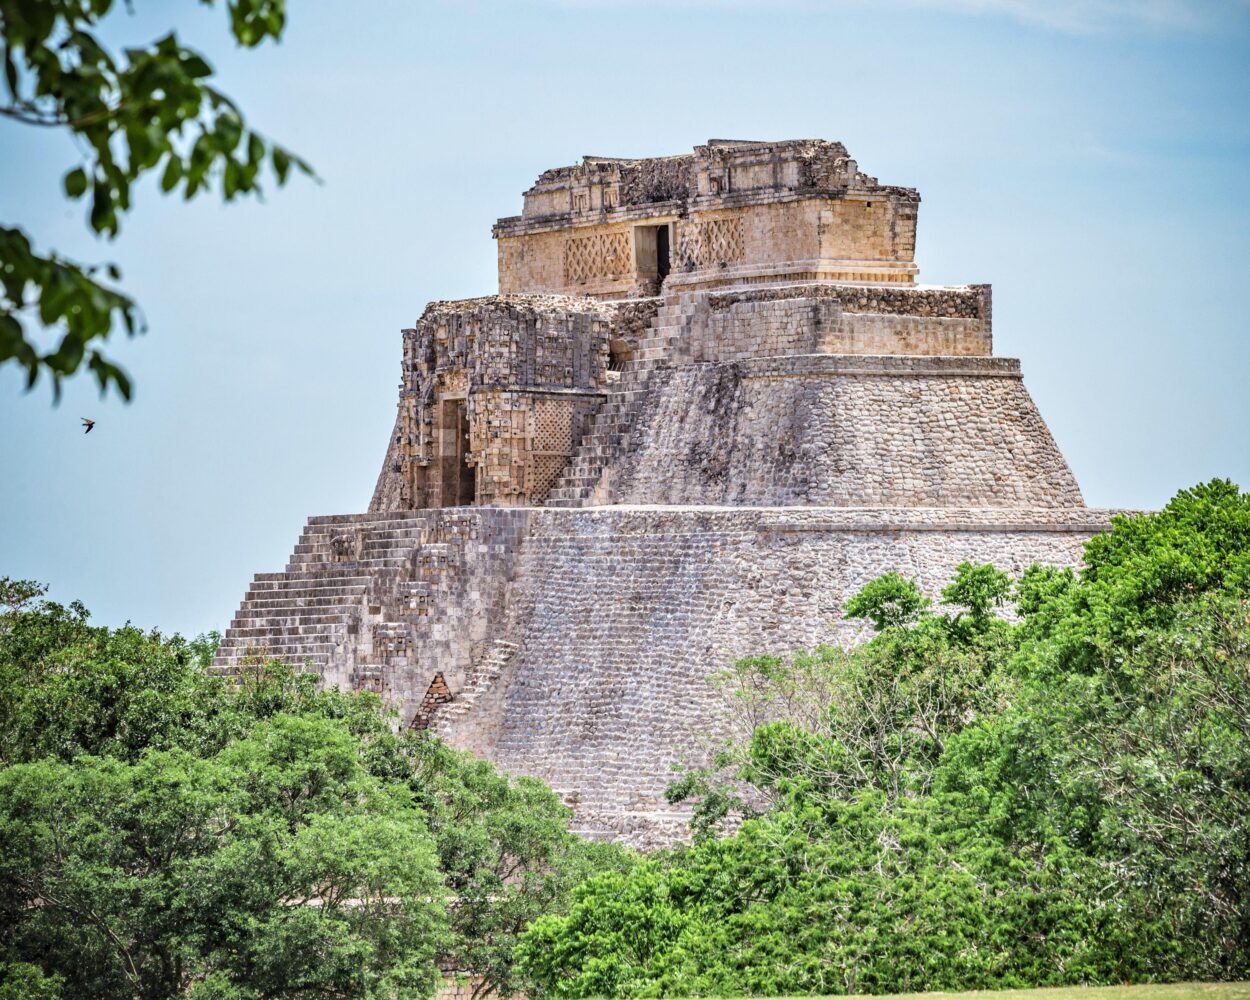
[217,138,1121,846]
[597,355,1081,509]
[448,505,1115,847]
[218,504,1117,848]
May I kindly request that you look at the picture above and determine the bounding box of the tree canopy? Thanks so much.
[0,584,629,998]
[520,480,1250,997]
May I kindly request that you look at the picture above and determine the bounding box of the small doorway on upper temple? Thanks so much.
[634,224,672,293]
[655,224,671,281]
[440,398,476,507]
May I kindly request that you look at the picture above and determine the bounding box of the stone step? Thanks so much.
[252,571,372,584]
[304,514,440,528]
[292,540,423,555]
[295,521,423,534]
[282,563,406,575]
[230,611,348,626]
[237,597,359,612]
[246,577,371,591]
[227,609,345,623]
[242,592,363,607]
[214,654,332,669]
[223,630,342,645]
[283,561,413,574]
[573,442,621,457]
[216,639,338,652]
[244,583,367,598]
[215,642,337,658]
[293,536,427,550]
[432,640,520,725]
[545,302,674,504]
[283,557,415,573]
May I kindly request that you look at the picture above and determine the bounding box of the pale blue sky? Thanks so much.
[2,0,1248,637]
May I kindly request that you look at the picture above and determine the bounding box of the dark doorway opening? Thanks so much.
[634,224,672,293]
[440,398,476,507]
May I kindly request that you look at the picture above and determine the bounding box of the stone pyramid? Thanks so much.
[217,139,1113,846]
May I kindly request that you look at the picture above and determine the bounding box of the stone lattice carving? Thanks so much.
[563,231,632,284]
[678,217,745,269]
[532,398,573,452]
[527,398,578,500]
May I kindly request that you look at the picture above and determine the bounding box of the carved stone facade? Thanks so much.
[495,139,919,299]
[217,139,1117,847]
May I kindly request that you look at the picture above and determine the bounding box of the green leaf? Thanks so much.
[3,1,308,402]
[292,153,318,182]
[272,146,291,184]
[223,158,240,199]
[64,168,89,199]
[181,53,214,79]
[89,182,114,235]
[160,156,183,193]
[215,111,243,152]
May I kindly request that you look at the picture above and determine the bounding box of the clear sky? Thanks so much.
[2,0,1248,638]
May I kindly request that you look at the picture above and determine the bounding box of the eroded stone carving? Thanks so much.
[677,217,745,270]
[563,231,632,284]
[329,531,359,562]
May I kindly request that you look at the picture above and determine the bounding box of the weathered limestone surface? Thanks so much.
[370,296,616,512]
[217,138,1115,846]
[370,285,1008,513]
[446,505,1114,846]
[595,356,1081,508]
[219,505,1116,848]
[216,509,531,711]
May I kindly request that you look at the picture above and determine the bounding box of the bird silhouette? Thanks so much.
[81,418,95,434]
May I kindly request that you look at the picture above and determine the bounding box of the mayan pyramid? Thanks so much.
[217,139,1113,845]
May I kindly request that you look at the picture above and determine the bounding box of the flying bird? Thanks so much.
[81,418,95,434]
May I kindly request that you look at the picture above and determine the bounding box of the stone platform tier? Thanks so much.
[546,350,1081,510]
[215,504,1117,847]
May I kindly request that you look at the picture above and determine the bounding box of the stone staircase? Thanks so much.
[545,294,697,507]
[213,513,432,675]
[429,638,520,732]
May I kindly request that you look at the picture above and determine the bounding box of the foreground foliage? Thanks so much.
[0,0,312,399]
[0,583,628,999]
[518,480,1250,996]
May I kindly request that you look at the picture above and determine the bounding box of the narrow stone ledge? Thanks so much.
[738,354,1022,378]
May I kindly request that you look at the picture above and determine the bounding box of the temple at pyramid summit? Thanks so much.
[216,139,1114,845]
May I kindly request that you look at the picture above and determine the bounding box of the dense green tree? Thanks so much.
[0,962,62,1000]
[0,586,629,998]
[842,571,929,631]
[0,720,446,999]
[522,480,1250,996]
[1,0,312,399]
[406,738,633,1000]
